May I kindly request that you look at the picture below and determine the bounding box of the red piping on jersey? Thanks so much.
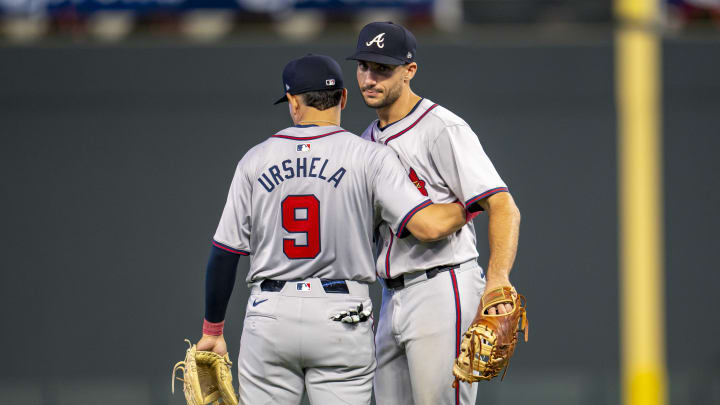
[212,240,250,256]
[383,104,438,145]
[384,232,394,279]
[271,129,346,141]
[449,269,462,405]
[465,187,509,208]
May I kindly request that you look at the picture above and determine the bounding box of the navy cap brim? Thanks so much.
[346,51,408,66]
[273,94,288,105]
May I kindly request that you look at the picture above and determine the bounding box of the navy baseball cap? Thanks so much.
[347,21,417,66]
[274,54,345,105]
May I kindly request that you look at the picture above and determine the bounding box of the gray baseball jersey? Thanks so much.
[362,98,508,405]
[212,124,431,284]
[361,98,508,279]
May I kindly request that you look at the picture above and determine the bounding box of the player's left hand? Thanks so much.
[483,278,514,315]
[197,334,228,356]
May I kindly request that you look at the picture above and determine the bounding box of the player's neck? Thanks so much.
[376,91,422,129]
[296,107,341,127]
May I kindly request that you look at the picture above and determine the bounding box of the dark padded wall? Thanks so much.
[0,36,718,404]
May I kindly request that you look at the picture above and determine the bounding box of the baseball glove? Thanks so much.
[452,286,528,385]
[172,339,238,405]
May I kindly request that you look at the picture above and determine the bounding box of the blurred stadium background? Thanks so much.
[1,0,718,404]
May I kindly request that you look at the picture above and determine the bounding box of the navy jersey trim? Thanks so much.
[465,187,509,211]
[377,98,424,131]
[212,240,250,256]
[396,199,432,237]
[272,129,346,141]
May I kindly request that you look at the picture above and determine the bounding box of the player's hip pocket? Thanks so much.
[326,297,373,328]
[244,293,279,320]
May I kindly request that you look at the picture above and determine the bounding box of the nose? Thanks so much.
[360,70,377,88]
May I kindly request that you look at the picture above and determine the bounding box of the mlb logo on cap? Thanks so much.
[297,144,311,152]
[274,54,344,105]
[297,282,311,291]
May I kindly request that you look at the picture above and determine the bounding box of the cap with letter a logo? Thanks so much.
[347,21,417,66]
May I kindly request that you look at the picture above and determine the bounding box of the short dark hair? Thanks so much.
[300,89,343,111]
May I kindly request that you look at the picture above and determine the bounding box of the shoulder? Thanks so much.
[425,101,470,129]
[233,139,272,177]
[419,101,478,144]
[340,126,383,150]
[360,120,378,141]
[339,129,398,166]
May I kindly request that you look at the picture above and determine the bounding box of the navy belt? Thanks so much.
[260,279,350,294]
[384,264,460,290]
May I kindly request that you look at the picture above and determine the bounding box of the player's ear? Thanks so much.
[287,93,301,123]
[287,93,299,110]
[404,62,418,82]
[340,88,348,111]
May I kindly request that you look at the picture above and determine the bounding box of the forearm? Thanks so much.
[406,202,466,242]
[204,246,240,323]
[483,194,521,286]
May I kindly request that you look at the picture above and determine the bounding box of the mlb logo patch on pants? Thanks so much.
[296,282,311,291]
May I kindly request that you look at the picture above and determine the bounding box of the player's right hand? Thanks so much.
[197,334,228,356]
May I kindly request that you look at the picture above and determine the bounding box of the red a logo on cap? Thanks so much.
[408,168,428,196]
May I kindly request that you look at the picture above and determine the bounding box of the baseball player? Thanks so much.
[347,22,522,405]
[193,54,469,405]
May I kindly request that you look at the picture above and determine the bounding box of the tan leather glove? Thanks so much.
[172,339,238,405]
[453,287,529,385]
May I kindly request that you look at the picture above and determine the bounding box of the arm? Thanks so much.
[197,159,253,355]
[476,192,521,315]
[197,245,242,355]
[405,202,466,242]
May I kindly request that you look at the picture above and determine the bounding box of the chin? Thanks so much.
[363,96,385,109]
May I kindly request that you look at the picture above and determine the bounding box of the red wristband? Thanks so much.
[202,319,224,336]
[454,200,481,223]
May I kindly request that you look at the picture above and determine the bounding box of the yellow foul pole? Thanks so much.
[615,0,667,404]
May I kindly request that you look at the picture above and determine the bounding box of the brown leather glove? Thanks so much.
[452,286,528,385]
[172,339,238,405]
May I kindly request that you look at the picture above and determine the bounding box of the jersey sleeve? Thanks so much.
[212,160,252,255]
[430,124,508,212]
[371,146,432,238]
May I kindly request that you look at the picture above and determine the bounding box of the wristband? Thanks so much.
[454,201,481,223]
[202,319,224,336]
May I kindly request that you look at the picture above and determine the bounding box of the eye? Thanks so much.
[358,61,368,71]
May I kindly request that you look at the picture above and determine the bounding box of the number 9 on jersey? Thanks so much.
[281,195,321,259]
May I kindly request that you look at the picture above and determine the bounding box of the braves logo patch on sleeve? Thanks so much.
[408,168,428,196]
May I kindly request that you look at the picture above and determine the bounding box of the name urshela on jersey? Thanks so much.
[258,157,347,192]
